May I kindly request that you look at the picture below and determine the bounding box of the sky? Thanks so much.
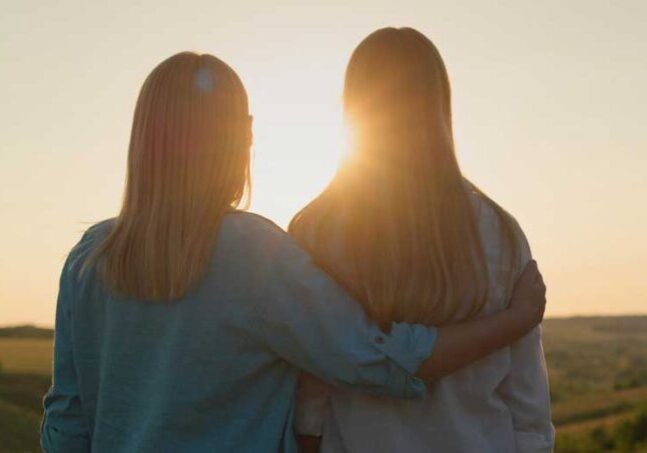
[1,0,646,326]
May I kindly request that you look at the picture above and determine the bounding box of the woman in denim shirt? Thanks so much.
[41,52,546,453]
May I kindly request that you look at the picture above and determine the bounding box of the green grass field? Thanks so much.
[543,316,647,451]
[0,338,52,376]
[1,317,646,452]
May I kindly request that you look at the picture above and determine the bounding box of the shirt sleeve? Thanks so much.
[249,220,437,400]
[41,256,91,453]
[498,223,555,452]
[499,327,555,453]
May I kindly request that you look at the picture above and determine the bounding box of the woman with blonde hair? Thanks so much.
[41,52,546,452]
[292,28,554,452]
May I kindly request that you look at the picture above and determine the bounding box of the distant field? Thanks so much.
[543,316,647,401]
[0,338,52,375]
[552,387,647,427]
[542,316,647,451]
[0,373,50,453]
[1,317,646,452]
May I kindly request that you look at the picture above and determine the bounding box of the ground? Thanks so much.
[1,317,646,452]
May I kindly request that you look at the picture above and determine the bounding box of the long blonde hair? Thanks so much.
[290,28,518,326]
[87,52,251,300]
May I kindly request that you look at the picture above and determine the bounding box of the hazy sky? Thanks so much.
[1,0,646,325]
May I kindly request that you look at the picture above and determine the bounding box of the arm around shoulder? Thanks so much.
[245,220,436,400]
[415,261,547,382]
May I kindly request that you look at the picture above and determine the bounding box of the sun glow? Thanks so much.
[245,76,349,228]
[1,1,647,326]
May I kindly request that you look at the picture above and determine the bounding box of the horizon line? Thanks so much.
[3,312,647,331]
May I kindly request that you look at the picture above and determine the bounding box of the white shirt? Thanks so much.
[295,189,555,453]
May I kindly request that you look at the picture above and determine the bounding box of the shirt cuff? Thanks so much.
[514,429,555,453]
[373,323,438,374]
[41,424,91,453]
[363,323,437,400]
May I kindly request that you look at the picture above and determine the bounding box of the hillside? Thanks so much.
[1,316,646,452]
[0,325,53,339]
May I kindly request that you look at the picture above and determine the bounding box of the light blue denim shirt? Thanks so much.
[41,212,437,453]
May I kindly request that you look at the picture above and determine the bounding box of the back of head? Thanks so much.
[291,28,517,326]
[343,27,454,164]
[88,52,251,300]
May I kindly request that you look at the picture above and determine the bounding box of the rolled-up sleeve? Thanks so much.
[249,220,437,400]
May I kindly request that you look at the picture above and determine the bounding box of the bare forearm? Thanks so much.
[417,309,531,382]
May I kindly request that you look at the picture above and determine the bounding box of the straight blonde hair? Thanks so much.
[290,28,518,327]
[87,52,251,300]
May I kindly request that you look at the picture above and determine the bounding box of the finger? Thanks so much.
[535,278,546,291]
[535,283,547,299]
[518,260,538,284]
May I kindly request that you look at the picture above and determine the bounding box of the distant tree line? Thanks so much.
[0,325,53,338]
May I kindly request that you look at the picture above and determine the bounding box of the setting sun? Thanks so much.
[2,2,647,452]
[248,71,348,228]
[1,0,646,326]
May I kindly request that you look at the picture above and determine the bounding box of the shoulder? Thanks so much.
[465,181,524,236]
[222,211,287,240]
[69,218,114,258]
[60,218,115,288]
[81,218,115,241]
[219,212,319,289]
[220,211,302,258]
[464,180,531,263]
